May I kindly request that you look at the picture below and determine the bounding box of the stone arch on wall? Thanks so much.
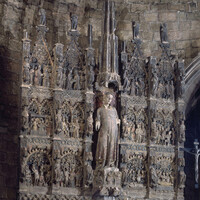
[184,53,200,115]
[184,54,200,200]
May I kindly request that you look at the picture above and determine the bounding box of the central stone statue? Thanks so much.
[95,92,120,168]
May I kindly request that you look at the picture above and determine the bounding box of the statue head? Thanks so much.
[103,92,113,106]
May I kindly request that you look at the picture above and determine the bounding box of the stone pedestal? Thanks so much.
[93,167,122,198]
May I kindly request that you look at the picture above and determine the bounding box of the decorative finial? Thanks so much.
[23,29,29,39]
[111,1,116,34]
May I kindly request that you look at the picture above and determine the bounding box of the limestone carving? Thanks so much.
[95,93,120,168]
[19,4,185,200]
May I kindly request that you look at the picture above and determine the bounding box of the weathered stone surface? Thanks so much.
[0,0,199,199]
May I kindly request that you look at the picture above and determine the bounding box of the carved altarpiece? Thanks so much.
[19,2,185,200]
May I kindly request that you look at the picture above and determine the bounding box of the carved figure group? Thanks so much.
[31,117,46,135]
[151,155,174,187]
[53,153,83,188]
[23,57,51,87]
[22,152,51,187]
[122,152,146,186]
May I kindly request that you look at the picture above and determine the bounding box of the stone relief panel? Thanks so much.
[121,150,147,188]
[121,22,147,97]
[150,153,175,188]
[27,98,53,137]
[20,147,52,187]
[53,148,83,188]
[22,9,52,88]
[55,100,84,139]
[121,106,147,144]
[53,15,85,91]
[151,108,174,146]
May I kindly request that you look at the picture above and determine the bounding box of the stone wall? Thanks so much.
[0,0,200,199]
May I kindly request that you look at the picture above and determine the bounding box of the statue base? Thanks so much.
[93,167,122,198]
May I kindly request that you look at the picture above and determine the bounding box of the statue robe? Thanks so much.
[96,105,119,168]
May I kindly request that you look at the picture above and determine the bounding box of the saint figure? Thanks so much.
[95,93,120,168]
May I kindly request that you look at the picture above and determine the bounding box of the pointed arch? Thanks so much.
[72,103,84,123]
[29,99,40,114]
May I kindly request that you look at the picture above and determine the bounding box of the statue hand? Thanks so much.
[96,121,100,130]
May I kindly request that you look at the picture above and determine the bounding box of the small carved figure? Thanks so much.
[63,66,67,89]
[114,171,121,186]
[151,167,158,187]
[64,168,69,186]
[135,123,143,143]
[152,68,158,96]
[131,123,136,140]
[32,165,39,185]
[165,131,172,146]
[34,65,43,86]
[21,106,29,131]
[86,163,93,186]
[23,57,30,84]
[160,23,168,43]
[29,65,34,85]
[24,165,32,185]
[130,79,136,96]
[179,171,186,188]
[122,116,129,139]
[38,118,45,133]
[45,116,52,136]
[151,119,158,140]
[132,21,140,39]
[75,168,82,187]
[67,69,73,90]
[123,70,129,92]
[39,165,45,186]
[87,65,94,90]
[69,169,75,187]
[30,57,39,84]
[43,67,50,87]
[106,172,113,185]
[56,67,63,88]
[62,119,70,137]
[87,112,93,135]
[54,160,61,186]
[73,69,80,90]
[32,118,39,132]
[71,14,78,30]
[39,9,46,26]
[179,120,185,143]
[56,109,62,134]
[72,119,80,138]
[122,167,128,185]
[95,92,120,168]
